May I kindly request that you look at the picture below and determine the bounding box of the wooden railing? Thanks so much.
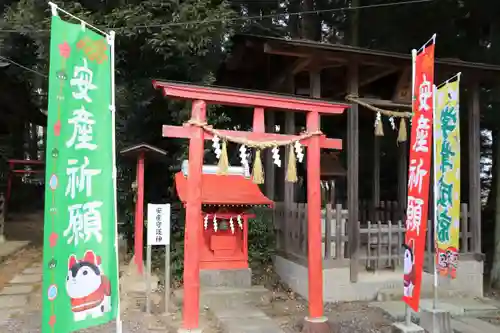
[273,202,476,271]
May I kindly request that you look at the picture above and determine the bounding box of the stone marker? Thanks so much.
[420,308,452,333]
[392,322,425,333]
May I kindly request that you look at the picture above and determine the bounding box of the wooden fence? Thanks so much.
[274,202,475,271]
[318,197,405,226]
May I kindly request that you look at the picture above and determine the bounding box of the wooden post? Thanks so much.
[348,60,360,283]
[134,151,145,274]
[164,243,171,313]
[146,243,152,314]
[304,110,328,329]
[284,75,296,205]
[398,141,408,221]
[265,111,276,200]
[373,136,381,222]
[284,113,295,204]
[0,193,4,243]
[5,161,13,208]
[182,100,206,330]
[468,82,481,254]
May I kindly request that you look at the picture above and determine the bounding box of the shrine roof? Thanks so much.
[120,143,167,160]
[174,171,273,207]
[231,34,500,72]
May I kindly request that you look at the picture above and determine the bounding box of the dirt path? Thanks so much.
[0,246,42,290]
[251,270,394,333]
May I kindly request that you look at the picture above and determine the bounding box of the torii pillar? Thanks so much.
[154,81,348,333]
[120,143,166,274]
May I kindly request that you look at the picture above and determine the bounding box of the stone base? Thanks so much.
[302,316,333,333]
[274,255,484,302]
[392,322,425,333]
[200,268,251,288]
[420,308,452,333]
[178,329,203,333]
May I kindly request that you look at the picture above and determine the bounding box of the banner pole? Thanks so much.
[48,1,109,37]
[417,33,437,53]
[404,47,418,326]
[432,84,439,310]
[108,30,122,333]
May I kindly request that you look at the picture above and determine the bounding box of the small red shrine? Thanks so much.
[175,165,273,273]
[154,80,347,333]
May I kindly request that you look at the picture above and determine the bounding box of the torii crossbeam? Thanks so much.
[153,80,349,333]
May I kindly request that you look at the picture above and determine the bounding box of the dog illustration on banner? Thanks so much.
[403,241,416,297]
[437,246,459,278]
[66,250,112,322]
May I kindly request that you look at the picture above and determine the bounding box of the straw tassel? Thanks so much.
[217,140,230,175]
[286,144,298,183]
[252,149,264,184]
[398,118,407,142]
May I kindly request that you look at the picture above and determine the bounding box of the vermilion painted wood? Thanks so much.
[134,152,145,275]
[175,172,273,206]
[6,159,45,205]
[253,107,265,133]
[8,159,45,165]
[155,81,349,330]
[152,80,348,114]
[199,213,252,270]
[162,125,343,150]
[11,170,44,174]
[183,100,206,330]
[306,110,324,318]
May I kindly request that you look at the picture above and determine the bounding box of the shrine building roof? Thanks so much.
[174,171,273,207]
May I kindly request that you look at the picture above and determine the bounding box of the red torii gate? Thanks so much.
[153,81,349,333]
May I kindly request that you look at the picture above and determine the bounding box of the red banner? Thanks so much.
[403,37,435,312]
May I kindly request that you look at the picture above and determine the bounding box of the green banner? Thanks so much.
[42,16,118,333]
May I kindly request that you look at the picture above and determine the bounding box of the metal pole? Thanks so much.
[164,244,170,314]
[48,2,110,36]
[432,84,439,310]
[108,29,122,333]
[146,244,152,314]
[404,48,416,329]
[405,304,412,326]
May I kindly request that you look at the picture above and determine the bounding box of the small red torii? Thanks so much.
[153,80,348,333]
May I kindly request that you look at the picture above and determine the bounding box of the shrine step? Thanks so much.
[376,286,462,302]
[203,289,285,333]
[451,317,500,333]
[200,268,252,288]
[173,286,271,309]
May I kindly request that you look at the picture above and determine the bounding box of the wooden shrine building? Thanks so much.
[215,34,500,300]
[175,163,273,276]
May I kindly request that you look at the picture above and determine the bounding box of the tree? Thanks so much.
[1,0,235,220]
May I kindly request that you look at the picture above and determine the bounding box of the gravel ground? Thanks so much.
[258,293,393,333]
[0,214,394,333]
[1,310,176,333]
[0,296,221,333]
[252,268,394,333]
